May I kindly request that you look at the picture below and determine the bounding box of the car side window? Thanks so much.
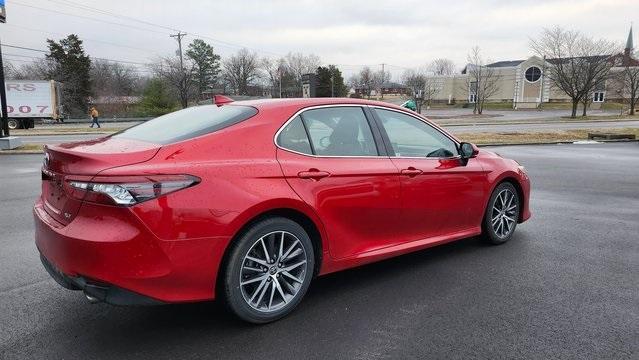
[277,116,312,155]
[374,108,458,158]
[300,107,378,156]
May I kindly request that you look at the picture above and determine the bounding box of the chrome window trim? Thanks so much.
[273,103,462,160]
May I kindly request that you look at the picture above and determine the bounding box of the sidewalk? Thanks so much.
[422,108,625,123]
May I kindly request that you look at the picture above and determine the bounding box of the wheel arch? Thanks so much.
[216,203,326,299]
[487,175,526,222]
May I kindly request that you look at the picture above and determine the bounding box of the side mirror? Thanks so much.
[459,142,479,160]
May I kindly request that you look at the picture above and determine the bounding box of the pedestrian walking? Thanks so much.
[89,106,100,128]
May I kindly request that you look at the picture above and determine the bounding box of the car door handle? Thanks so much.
[298,169,331,180]
[400,167,423,177]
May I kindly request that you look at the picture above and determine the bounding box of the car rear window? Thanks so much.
[112,105,258,145]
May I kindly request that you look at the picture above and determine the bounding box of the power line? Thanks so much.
[45,0,180,32]
[4,23,163,55]
[11,1,169,35]
[0,44,153,66]
[18,0,284,56]
[3,55,154,74]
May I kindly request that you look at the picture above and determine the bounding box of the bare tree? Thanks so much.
[402,68,443,112]
[150,56,196,108]
[620,64,639,115]
[8,59,55,80]
[3,62,18,79]
[401,68,425,111]
[429,58,456,76]
[284,52,321,96]
[373,69,391,99]
[356,67,375,99]
[223,48,260,95]
[466,46,500,114]
[423,77,441,110]
[261,57,290,97]
[91,59,140,97]
[530,26,618,118]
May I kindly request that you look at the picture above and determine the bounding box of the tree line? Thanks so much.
[5,27,638,119]
[4,34,349,117]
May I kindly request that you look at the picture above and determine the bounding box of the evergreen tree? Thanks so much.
[315,65,347,97]
[46,34,92,115]
[137,78,178,117]
[186,39,221,95]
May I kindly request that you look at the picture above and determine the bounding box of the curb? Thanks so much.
[0,150,44,155]
[477,139,639,147]
[13,132,114,137]
[439,118,639,127]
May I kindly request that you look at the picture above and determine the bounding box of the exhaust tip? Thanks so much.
[84,292,101,304]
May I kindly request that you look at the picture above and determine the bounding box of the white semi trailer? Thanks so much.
[3,80,64,129]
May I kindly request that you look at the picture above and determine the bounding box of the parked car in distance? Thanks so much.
[34,98,531,323]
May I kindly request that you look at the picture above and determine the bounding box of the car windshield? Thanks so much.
[112,105,258,145]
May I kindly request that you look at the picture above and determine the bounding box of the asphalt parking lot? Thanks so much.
[1,142,637,359]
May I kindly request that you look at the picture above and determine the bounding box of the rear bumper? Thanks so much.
[34,199,229,303]
[39,254,162,305]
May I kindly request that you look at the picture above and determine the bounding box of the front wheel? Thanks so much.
[482,182,520,245]
[222,217,315,323]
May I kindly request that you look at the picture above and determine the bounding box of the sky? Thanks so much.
[2,0,638,80]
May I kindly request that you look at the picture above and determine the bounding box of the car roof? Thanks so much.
[229,97,408,112]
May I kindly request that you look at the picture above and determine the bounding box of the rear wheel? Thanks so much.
[222,217,314,323]
[482,182,520,245]
[7,119,18,130]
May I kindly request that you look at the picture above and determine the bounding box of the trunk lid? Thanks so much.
[41,136,160,225]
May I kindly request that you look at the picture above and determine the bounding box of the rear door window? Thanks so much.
[113,105,257,144]
[300,107,378,156]
[276,116,312,155]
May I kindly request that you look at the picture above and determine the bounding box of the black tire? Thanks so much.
[7,119,18,130]
[222,217,315,324]
[482,182,520,245]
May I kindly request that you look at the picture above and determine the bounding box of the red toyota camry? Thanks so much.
[35,98,530,323]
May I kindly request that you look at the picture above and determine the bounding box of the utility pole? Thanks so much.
[0,38,9,138]
[170,32,187,107]
[278,66,282,98]
[330,73,334,97]
[170,32,186,72]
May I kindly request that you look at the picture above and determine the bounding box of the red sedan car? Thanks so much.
[35,98,530,323]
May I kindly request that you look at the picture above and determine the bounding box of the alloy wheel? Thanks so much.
[239,231,308,313]
[491,189,518,238]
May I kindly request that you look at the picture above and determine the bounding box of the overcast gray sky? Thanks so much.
[3,0,638,79]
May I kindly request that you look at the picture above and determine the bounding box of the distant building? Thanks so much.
[428,27,638,109]
[353,81,410,97]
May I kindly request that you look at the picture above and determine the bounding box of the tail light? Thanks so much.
[66,175,200,206]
